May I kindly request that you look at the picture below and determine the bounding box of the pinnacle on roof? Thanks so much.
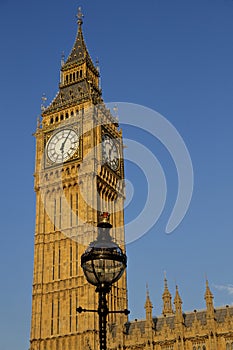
[162,275,173,316]
[144,284,153,309]
[204,279,213,300]
[174,285,182,305]
[162,276,172,299]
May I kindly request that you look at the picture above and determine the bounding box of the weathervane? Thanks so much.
[77,6,84,25]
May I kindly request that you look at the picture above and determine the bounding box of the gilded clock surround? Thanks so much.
[44,124,82,167]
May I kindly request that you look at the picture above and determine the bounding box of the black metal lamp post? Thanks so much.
[77,212,129,350]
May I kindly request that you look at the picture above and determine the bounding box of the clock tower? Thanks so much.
[30,9,128,350]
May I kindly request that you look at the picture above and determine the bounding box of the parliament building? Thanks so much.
[30,9,233,350]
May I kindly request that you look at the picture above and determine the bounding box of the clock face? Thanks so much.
[46,128,79,164]
[102,134,119,171]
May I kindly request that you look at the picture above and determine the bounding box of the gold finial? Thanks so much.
[77,6,84,26]
[97,212,112,228]
[41,93,47,112]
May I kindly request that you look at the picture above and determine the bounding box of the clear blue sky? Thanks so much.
[0,0,233,349]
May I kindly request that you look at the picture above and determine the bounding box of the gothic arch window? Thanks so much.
[73,72,75,80]
[50,117,54,124]
[76,71,79,79]
[60,114,64,121]
[203,346,206,350]
[226,343,230,350]
[55,116,59,122]
[65,75,68,83]
[71,111,74,116]
[193,347,196,350]
[69,73,72,82]
[65,112,69,119]
[80,69,83,78]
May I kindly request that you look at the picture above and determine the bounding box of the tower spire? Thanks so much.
[43,8,102,115]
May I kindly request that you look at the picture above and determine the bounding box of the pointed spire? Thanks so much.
[204,279,215,319]
[174,285,183,324]
[144,284,153,337]
[62,7,97,72]
[174,285,182,304]
[43,8,101,115]
[162,275,173,316]
[205,279,213,299]
[144,283,153,310]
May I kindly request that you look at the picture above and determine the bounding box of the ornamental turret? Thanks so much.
[162,276,173,316]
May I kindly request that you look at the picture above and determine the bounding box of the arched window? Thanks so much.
[50,117,54,124]
[55,116,58,122]
[73,72,75,80]
[193,347,196,350]
[69,73,72,82]
[231,342,233,350]
[80,69,83,78]
[202,346,206,350]
[226,343,230,350]
[65,112,69,119]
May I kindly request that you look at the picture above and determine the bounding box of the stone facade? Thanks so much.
[108,280,233,350]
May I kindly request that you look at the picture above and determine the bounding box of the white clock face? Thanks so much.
[102,134,119,171]
[47,129,79,164]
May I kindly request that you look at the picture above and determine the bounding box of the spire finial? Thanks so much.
[164,271,168,289]
[61,51,65,67]
[41,93,47,112]
[77,6,84,26]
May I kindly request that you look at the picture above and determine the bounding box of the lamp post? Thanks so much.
[77,212,129,350]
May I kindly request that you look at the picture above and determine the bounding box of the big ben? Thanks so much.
[30,8,128,350]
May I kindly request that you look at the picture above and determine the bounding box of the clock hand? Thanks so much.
[60,130,72,152]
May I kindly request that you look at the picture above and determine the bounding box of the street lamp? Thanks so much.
[77,212,129,350]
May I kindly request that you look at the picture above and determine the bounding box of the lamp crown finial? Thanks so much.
[98,212,112,228]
